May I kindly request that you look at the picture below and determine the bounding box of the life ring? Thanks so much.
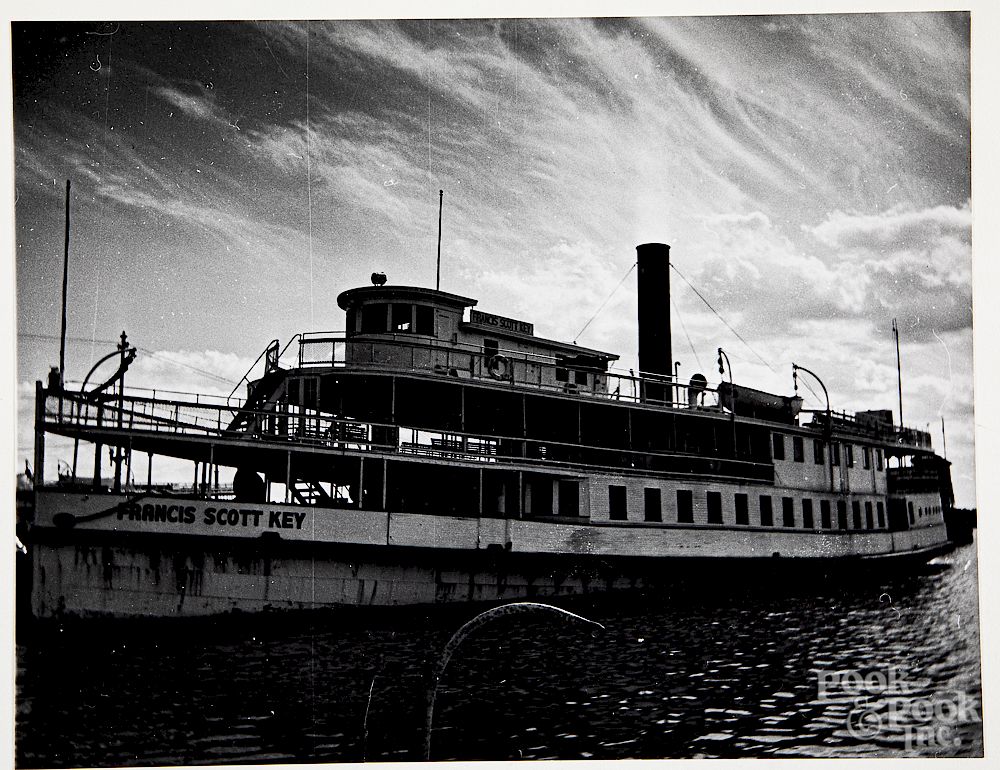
[487,354,510,380]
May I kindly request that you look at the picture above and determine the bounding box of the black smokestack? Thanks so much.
[636,243,672,402]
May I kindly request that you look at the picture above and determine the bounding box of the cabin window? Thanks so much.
[831,442,840,466]
[558,480,579,517]
[793,436,804,462]
[677,489,693,523]
[759,495,774,527]
[852,500,862,529]
[361,304,388,333]
[802,498,815,529]
[644,488,662,522]
[821,500,832,529]
[813,439,825,464]
[908,500,915,524]
[609,485,627,520]
[555,366,569,382]
[837,500,848,530]
[875,449,884,471]
[865,501,874,530]
[735,493,749,525]
[392,303,413,332]
[346,307,358,334]
[862,446,871,469]
[575,369,589,386]
[772,433,785,460]
[303,377,318,407]
[415,305,435,336]
[782,496,795,528]
[707,491,723,524]
[876,501,886,528]
[484,338,499,359]
[846,444,855,467]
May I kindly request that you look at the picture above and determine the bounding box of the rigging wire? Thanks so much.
[573,262,637,344]
[669,263,776,373]
[670,293,704,371]
[305,21,314,327]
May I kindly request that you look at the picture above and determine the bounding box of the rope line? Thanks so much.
[573,262,637,344]
[670,293,704,371]
[670,264,775,373]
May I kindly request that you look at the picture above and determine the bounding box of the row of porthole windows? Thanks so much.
[608,486,887,530]
[909,501,942,524]
[772,433,884,471]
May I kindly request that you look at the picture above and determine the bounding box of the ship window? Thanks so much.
[792,436,804,462]
[865,501,874,530]
[574,369,589,386]
[837,500,848,530]
[831,442,840,466]
[392,303,413,332]
[303,377,318,407]
[852,500,862,529]
[802,498,814,529]
[415,305,435,335]
[876,501,886,528]
[846,444,855,467]
[814,440,825,465]
[484,338,499,358]
[772,433,785,460]
[677,489,693,523]
[862,446,871,469]
[287,378,300,404]
[821,500,832,529]
[609,485,627,520]
[908,501,915,524]
[735,493,749,525]
[759,495,774,527]
[555,366,569,382]
[707,491,723,524]
[346,307,358,334]
[875,449,884,471]
[361,304,388,333]
[644,488,661,522]
[782,496,795,527]
[558,480,579,517]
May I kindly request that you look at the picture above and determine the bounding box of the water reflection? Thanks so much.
[16,541,982,765]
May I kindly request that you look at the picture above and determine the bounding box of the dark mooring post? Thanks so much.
[636,243,672,404]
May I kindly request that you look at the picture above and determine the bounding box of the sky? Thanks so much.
[11,13,978,506]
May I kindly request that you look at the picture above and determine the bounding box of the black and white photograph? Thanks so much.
[9,5,991,766]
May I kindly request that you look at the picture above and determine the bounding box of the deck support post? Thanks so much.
[285,451,292,503]
[34,382,46,488]
[147,452,153,492]
[382,458,388,510]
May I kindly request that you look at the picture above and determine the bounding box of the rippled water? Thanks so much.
[16,539,982,765]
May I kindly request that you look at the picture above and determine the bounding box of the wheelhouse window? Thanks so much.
[821,500,832,529]
[802,498,814,529]
[574,369,589,386]
[644,488,662,522]
[609,485,627,520]
[793,436,804,463]
[876,501,886,528]
[837,500,848,530]
[782,496,795,528]
[759,495,774,527]
[707,491,723,524]
[555,366,569,382]
[852,500,862,529]
[415,305,435,335]
[484,338,499,358]
[361,304,388,333]
[772,433,785,461]
[814,439,825,465]
[865,501,874,530]
[677,489,693,524]
[392,303,413,332]
[735,493,749,525]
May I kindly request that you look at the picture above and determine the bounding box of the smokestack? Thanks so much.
[636,243,672,402]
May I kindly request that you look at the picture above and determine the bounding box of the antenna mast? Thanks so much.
[59,179,71,387]
[892,318,903,427]
[435,189,443,291]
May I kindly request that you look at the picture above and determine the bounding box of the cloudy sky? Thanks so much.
[12,13,976,505]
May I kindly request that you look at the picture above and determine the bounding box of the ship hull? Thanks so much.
[25,491,952,619]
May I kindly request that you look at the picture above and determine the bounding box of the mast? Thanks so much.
[436,189,443,291]
[59,179,71,387]
[892,318,903,427]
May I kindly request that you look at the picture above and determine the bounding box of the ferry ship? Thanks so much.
[23,243,955,618]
